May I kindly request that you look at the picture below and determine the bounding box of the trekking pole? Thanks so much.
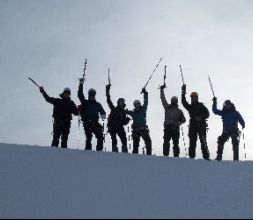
[28,77,40,88]
[102,120,106,144]
[208,75,216,97]
[142,147,146,155]
[77,116,81,150]
[181,126,187,157]
[242,131,247,160]
[141,57,163,93]
[128,126,132,151]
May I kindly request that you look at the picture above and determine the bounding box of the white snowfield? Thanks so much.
[0,143,253,219]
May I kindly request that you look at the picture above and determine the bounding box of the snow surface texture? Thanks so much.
[0,143,253,219]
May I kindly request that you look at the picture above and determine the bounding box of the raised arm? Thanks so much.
[160,88,170,109]
[181,84,190,111]
[106,85,115,110]
[40,87,57,105]
[78,80,85,104]
[142,88,148,111]
[212,97,222,116]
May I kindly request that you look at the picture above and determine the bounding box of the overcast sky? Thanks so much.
[0,0,252,160]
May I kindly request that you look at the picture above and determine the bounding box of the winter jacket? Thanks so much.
[212,100,245,131]
[161,89,186,127]
[106,89,130,130]
[43,93,78,121]
[182,93,210,126]
[78,84,106,122]
[126,92,148,130]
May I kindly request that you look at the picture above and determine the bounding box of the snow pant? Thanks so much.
[216,128,240,161]
[132,127,152,155]
[83,120,104,151]
[163,125,180,157]
[189,123,210,160]
[109,126,128,153]
[52,120,71,148]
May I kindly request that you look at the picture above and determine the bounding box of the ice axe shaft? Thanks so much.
[83,59,88,80]
[28,77,40,88]
[108,68,111,86]
[179,65,185,85]
[141,57,163,93]
[164,65,167,87]
[208,75,216,97]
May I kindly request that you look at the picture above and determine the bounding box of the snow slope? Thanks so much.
[0,143,253,219]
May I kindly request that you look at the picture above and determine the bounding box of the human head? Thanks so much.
[88,88,96,101]
[133,100,141,111]
[223,100,234,111]
[191,92,199,104]
[62,87,71,99]
[117,98,126,109]
[171,96,178,105]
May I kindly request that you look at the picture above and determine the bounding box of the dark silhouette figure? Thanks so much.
[126,88,152,155]
[106,85,130,153]
[78,79,106,151]
[181,85,210,160]
[213,98,245,161]
[160,85,186,157]
[40,87,78,148]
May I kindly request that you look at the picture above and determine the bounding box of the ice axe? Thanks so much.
[83,59,88,81]
[108,68,111,86]
[163,65,167,88]
[158,65,167,89]
[141,57,163,94]
[179,65,185,85]
[208,75,216,97]
[28,77,40,88]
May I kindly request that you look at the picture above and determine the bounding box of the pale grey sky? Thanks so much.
[0,0,252,160]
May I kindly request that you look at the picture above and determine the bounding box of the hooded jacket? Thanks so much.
[182,92,210,126]
[161,89,186,127]
[43,93,78,121]
[126,92,148,130]
[106,87,130,130]
[78,84,106,122]
[212,99,245,131]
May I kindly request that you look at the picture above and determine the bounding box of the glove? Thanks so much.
[242,124,245,130]
[78,105,83,113]
[101,114,106,121]
[40,86,46,95]
[106,84,111,94]
[182,84,186,94]
[213,97,217,103]
[141,88,147,94]
[79,78,84,84]
[160,85,166,90]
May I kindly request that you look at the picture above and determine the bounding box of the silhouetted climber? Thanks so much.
[126,88,152,155]
[181,85,210,160]
[213,98,245,161]
[160,85,186,157]
[39,87,78,148]
[78,79,106,151]
[106,84,130,153]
